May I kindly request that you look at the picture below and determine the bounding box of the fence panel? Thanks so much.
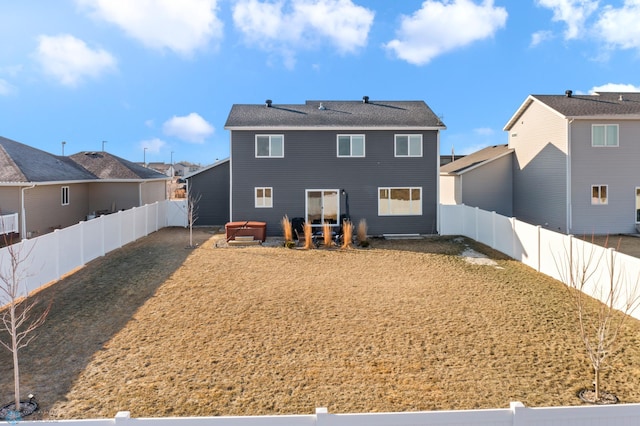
[439,204,465,236]
[493,215,515,259]
[103,213,123,253]
[167,199,188,227]
[119,209,136,246]
[320,408,512,426]
[56,224,84,276]
[82,217,105,264]
[23,232,58,294]
[0,212,19,235]
[134,207,148,240]
[475,208,494,247]
[539,228,569,281]
[512,220,539,270]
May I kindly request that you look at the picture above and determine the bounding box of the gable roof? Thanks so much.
[505,92,640,130]
[185,158,230,179]
[0,136,95,183]
[440,144,512,175]
[225,98,446,130]
[69,151,168,180]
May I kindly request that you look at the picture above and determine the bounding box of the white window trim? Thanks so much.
[591,184,608,205]
[255,187,273,208]
[378,186,422,216]
[635,187,640,223]
[337,134,365,158]
[61,186,70,206]
[255,135,284,158]
[394,134,423,157]
[591,124,619,147]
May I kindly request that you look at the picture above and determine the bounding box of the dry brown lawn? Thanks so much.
[2,227,640,419]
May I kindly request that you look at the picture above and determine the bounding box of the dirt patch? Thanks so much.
[589,234,640,259]
[2,229,640,419]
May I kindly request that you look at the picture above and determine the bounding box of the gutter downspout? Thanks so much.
[139,181,147,206]
[21,184,36,240]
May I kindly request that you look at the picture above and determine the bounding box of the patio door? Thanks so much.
[636,187,640,223]
[306,190,339,227]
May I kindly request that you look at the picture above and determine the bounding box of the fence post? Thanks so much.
[114,411,130,425]
[316,407,328,426]
[474,206,480,241]
[510,401,525,426]
[537,225,541,273]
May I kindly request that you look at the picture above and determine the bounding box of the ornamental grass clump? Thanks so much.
[356,219,369,247]
[323,222,333,247]
[341,220,353,249]
[281,215,294,248]
[303,222,314,250]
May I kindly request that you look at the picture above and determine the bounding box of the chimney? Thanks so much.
[265,99,272,107]
[565,90,573,98]
[363,95,369,103]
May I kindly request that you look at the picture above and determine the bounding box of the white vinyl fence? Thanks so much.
[440,204,640,320]
[0,200,187,297]
[0,212,19,235]
[14,402,640,426]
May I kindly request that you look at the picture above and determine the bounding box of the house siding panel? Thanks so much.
[141,181,167,206]
[24,183,90,236]
[570,120,640,234]
[461,154,513,217]
[188,161,230,226]
[88,182,140,213]
[509,101,568,232]
[231,130,439,236]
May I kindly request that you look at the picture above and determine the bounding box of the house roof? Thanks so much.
[0,136,95,183]
[185,158,229,179]
[505,92,640,130]
[440,144,512,175]
[69,152,169,180]
[224,98,446,130]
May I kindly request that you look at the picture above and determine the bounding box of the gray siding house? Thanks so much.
[504,91,640,235]
[185,158,230,226]
[224,98,446,237]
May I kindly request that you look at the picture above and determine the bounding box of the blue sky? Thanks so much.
[1,0,639,166]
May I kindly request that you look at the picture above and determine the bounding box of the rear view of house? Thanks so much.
[225,97,446,237]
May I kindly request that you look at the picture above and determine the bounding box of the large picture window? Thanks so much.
[337,135,365,157]
[255,187,273,208]
[592,124,618,147]
[591,185,608,205]
[378,187,422,215]
[395,135,422,157]
[255,135,284,157]
[61,186,69,206]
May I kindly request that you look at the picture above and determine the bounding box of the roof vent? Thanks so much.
[265,99,272,107]
[619,94,624,101]
[565,90,573,97]
[363,95,369,103]
[318,102,326,110]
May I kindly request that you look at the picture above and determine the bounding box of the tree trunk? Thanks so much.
[11,304,20,412]
[594,367,600,401]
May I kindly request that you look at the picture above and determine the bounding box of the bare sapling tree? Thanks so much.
[554,236,640,402]
[0,234,50,413]
[186,189,202,248]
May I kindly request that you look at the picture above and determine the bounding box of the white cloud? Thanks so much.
[77,0,223,56]
[535,0,598,40]
[383,0,507,66]
[232,0,374,65]
[595,1,640,50]
[0,79,16,96]
[140,138,167,154]
[590,83,640,93]
[34,34,117,87]
[474,127,495,136]
[162,113,214,143]
[530,30,554,47]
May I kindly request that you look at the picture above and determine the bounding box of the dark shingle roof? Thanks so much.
[69,152,168,180]
[533,92,640,117]
[440,144,512,175]
[225,99,446,129]
[0,136,95,183]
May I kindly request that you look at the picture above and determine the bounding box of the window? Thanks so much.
[378,187,422,215]
[592,124,618,147]
[61,186,69,206]
[255,135,284,157]
[591,185,608,205]
[255,187,273,208]
[395,135,423,157]
[337,135,365,157]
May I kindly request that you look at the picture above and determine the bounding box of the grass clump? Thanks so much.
[323,222,333,247]
[356,219,369,247]
[281,215,295,248]
[341,220,353,249]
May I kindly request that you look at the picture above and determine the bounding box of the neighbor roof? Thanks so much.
[0,136,95,183]
[505,92,640,130]
[440,144,512,175]
[69,152,168,180]
[225,99,446,130]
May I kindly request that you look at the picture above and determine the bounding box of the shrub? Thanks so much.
[303,222,314,250]
[323,222,333,247]
[341,220,353,249]
[281,215,293,244]
[356,219,368,247]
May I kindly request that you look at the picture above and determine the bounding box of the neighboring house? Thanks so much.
[148,162,174,177]
[440,144,513,217]
[504,91,640,235]
[224,97,446,237]
[173,162,201,177]
[185,158,230,226]
[0,137,168,239]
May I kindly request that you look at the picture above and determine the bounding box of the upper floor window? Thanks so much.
[337,135,365,157]
[255,187,273,208]
[395,135,423,157]
[255,135,284,158]
[592,124,618,147]
[61,186,70,205]
[591,185,608,205]
[378,187,422,216]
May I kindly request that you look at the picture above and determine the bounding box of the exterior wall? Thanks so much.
[439,175,459,205]
[460,154,513,217]
[188,161,230,226]
[24,183,90,237]
[509,101,568,232]
[570,120,640,235]
[141,181,167,206]
[87,182,140,213]
[0,187,21,215]
[231,130,439,236]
